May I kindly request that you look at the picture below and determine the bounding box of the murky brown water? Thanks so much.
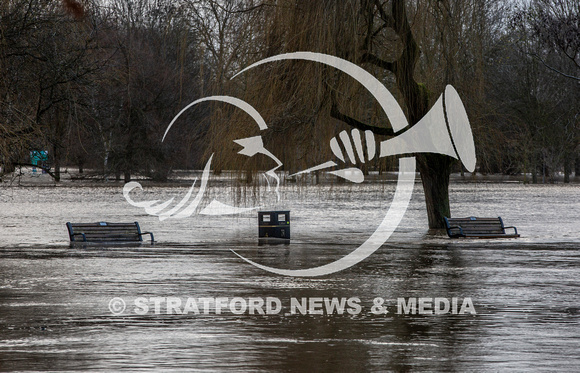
[1,179,579,371]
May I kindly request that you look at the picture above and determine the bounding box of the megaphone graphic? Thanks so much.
[379,85,476,172]
[293,85,476,182]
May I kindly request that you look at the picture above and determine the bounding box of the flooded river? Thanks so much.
[0,177,579,371]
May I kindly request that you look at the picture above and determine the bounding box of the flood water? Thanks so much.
[0,175,579,372]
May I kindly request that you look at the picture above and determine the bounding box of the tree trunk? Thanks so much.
[77,157,84,174]
[359,0,454,230]
[575,154,580,177]
[52,143,61,182]
[418,154,453,231]
[3,161,15,174]
[564,154,570,183]
[532,153,538,183]
[392,0,455,230]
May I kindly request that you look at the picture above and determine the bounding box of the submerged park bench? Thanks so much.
[444,217,519,238]
[66,222,154,244]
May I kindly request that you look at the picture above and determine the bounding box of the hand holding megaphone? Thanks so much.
[292,85,476,183]
[291,128,376,183]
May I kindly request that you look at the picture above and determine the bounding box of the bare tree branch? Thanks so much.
[374,0,395,27]
[329,103,395,136]
[329,91,394,136]
[360,52,396,73]
[530,53,580,81]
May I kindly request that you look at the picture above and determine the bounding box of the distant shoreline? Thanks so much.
[2,168,579,187]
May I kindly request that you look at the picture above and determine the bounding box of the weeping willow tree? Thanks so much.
[203,0,485,230]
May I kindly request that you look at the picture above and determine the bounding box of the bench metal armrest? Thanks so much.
[503,226,518,235]
[447,225,464,236]
[139,231,155,243]
[71,232,87,242]
[449,225,463,234]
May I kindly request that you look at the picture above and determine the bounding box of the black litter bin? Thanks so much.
[258,211,290,240]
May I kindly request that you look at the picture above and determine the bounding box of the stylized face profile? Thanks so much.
[123,52,476,277]
[123,96,283,219]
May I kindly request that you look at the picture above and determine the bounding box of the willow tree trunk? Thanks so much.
[417,155,453,231]
[399,81,453,230]
[391,0,453,230]
[351,0,455,230]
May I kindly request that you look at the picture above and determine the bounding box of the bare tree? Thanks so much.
[514,0,580,81]
[0,0,100,180]
[85,0,205,181]
[509,0,580,182]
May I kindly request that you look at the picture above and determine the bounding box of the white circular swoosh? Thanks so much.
[162,96,267,142]
[231,52,408,133]
[231,157,416,277]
